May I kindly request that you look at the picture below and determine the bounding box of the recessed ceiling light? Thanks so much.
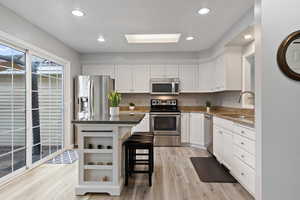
[244,34,253,41]
[72,9,85,17]
[186,36,195,41]
[125,34,181,44]
[198,8,210,15]
[97,35,105,42]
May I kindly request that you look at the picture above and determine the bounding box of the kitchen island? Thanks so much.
[72,114,145,196]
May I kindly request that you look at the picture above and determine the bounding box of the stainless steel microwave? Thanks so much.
[150,78,180,95]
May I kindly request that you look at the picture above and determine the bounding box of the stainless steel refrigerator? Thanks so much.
[74,75,115,120]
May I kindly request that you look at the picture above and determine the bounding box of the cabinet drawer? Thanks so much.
[234,145,255,169]
[234,156,255,195]
[234,124,255,141]
[213,117,234,130]
[234,134,255,155]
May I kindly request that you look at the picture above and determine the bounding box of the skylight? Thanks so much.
[125,34,181,44]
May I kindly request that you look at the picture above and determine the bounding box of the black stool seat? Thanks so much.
[133,131,154,137]
[124,132,154,187]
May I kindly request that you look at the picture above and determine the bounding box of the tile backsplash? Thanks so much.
[119,92,242,108]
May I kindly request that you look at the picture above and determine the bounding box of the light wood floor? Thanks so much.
[0,147,254,200]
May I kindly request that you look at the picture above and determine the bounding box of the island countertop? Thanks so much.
[72,113,145,124]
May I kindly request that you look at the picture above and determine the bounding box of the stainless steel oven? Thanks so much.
[150,78,180,95]
[150,112,181,146]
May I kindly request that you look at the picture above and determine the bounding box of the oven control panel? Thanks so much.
[151,99,177,106]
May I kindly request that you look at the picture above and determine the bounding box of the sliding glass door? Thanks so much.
[0,44,26,179]
[31,55,64,163]
[0,42,65,181]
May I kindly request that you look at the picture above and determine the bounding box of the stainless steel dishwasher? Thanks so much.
[204,113,213,155]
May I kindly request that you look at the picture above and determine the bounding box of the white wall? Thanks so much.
[0,4,81,147]
[255,0,300,199]
[80,52,200,65]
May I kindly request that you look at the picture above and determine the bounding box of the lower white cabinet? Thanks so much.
[132,113,149,132]
[213,116,256,196]
[189,113,205,147]
[222,129,234,170]
[181,113,190,143]
[213,125,234,170]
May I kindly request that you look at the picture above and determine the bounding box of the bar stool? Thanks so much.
[124,132,154,186]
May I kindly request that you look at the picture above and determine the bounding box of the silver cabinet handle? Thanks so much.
[241,172,245,176]
[241,142,244,145]
[241,130,245,134]
[241,155,245,158]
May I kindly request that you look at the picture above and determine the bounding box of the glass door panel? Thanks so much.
[0,43,26,179]
[31,55,64,163]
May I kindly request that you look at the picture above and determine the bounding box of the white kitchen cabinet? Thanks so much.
[213,116,256,196]
[165,65,179,78]
[115,65,150,93]
[150,65,179,78]
[213,125,223,162]
[181,113,190,143]
[82,64,115,78]
[222,129,234,170]
[213,121,234,170]
[198,61,215,92]
[132,113,150,132]
[150,65,165,78]
[132,65,150,93]
[180,65,199,92]
[189,113,205,147]
[213,47,242,92]
[115,65,133,93]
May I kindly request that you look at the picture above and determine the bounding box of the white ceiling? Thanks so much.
[0,0,254,53]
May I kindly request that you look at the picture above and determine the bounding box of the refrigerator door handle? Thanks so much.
[90,79,94,118]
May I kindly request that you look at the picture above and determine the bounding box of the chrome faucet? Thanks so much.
[238,91,255,103]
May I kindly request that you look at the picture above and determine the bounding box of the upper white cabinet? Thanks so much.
[115,65,150,93]
[150,65,165,78]
[115,65,133,93]
[150,65,179,78]
[180,65,199,93]
[82,64,115,78]
[198,61,215,92]
[213,47,242,92]
[132,65,150,93]
[165,65,179,77]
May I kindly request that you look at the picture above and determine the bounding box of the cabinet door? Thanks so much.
[222,130,234,170]
[132,65,150,93]
[180,65,198,92]
[150,65,165,78]
[165,65,179,78]
[181,113,190,143]
[115,65,133,93]
[82,64,115,78]
[189,113,204,146]
[215,56,225,91]
[132,113,150,132]
[199,62,215,92]
[213,125,223,162]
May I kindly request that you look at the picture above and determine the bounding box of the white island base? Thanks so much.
[74,123,135,196]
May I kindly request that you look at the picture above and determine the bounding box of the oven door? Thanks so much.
[150,113,180,135]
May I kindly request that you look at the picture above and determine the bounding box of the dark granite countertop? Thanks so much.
[72,114,145,125]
